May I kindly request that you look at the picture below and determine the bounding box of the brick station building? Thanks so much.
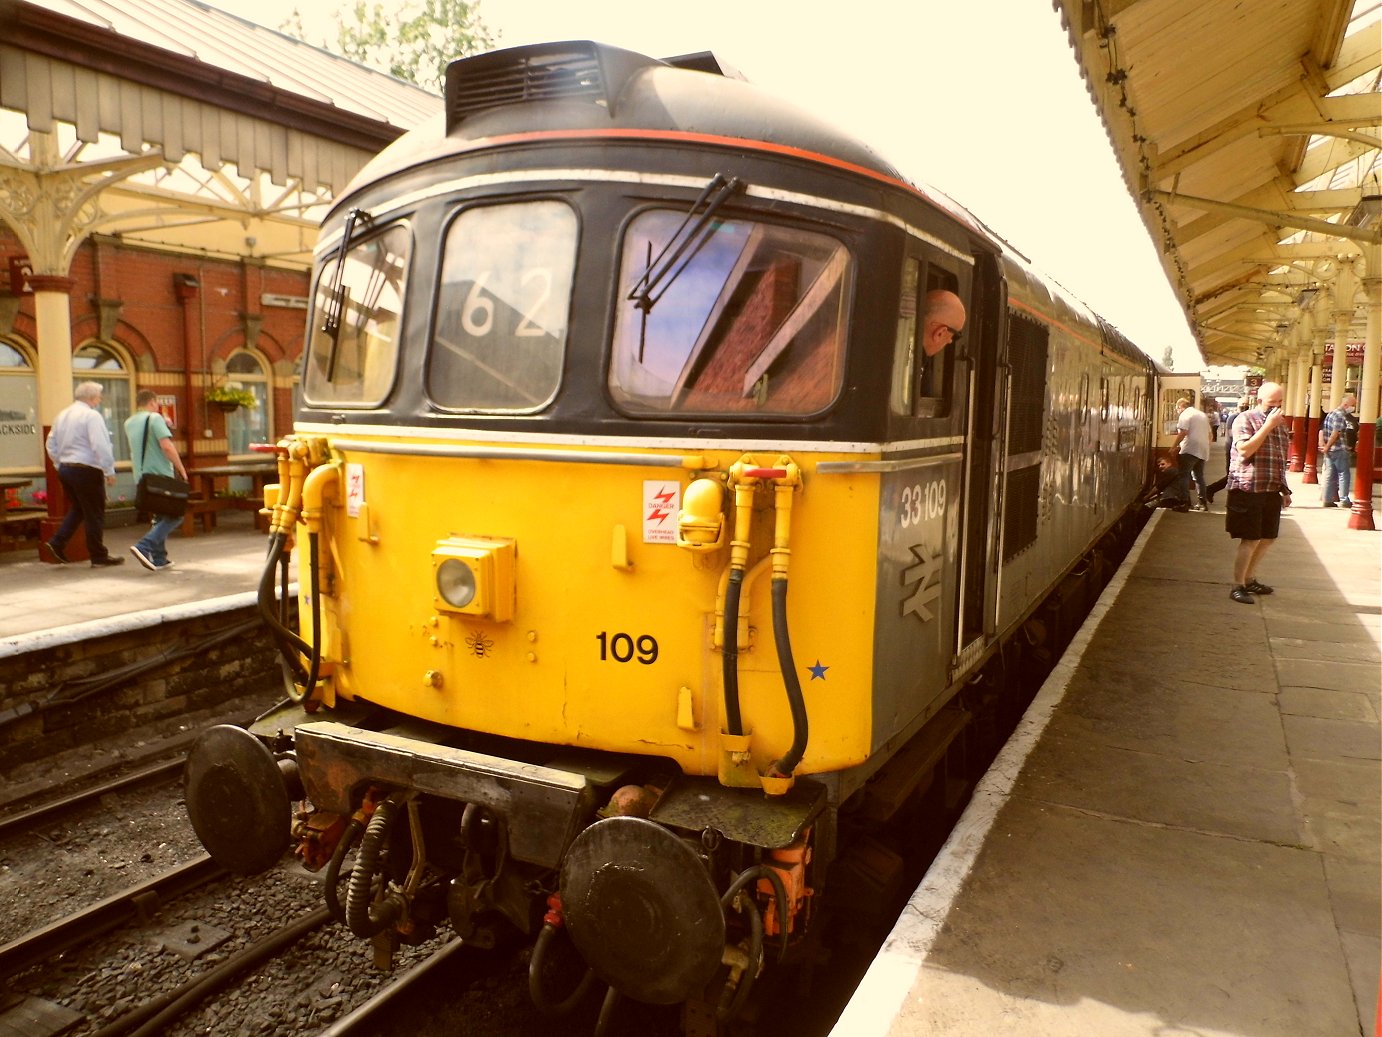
[0,0,438,547]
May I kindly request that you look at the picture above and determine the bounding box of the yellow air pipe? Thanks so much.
[270,438,312,535]
[768,459,802,579]
[258,437,319,705]
[300,461,342,535]
[716,458,767,750]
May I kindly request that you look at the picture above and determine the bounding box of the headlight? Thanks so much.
[436,558,477,609]
[432,537,516,621]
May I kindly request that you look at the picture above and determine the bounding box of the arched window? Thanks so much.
[0,339,40,473]
[225,350,272,457]
[74,342,133,463]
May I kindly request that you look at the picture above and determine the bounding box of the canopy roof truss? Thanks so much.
[1055,0,1382,368]
[0,116,332,268]
[0,1,443,274]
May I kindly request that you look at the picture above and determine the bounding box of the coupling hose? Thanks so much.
[769,579,808,776]
[345,798,404,938]
[722,569,745,735]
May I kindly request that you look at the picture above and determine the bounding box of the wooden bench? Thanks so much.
[224,495,269,533]
[180,495,232,536]
[180,495,269,535]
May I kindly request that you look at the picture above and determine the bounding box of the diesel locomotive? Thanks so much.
[185,40,1158,1029]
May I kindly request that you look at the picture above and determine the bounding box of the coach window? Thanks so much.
[428,201,576,412]
[225,350,271,457]
[0,339,40,474]
[890,257,956,419]
[610,212,850,416]
[304,223,409,407]
[74,343,132,464]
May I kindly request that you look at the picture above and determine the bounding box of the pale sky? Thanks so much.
[209,0,1206,371]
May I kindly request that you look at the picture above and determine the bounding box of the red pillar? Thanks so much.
[1288,414,1308,472]
[1302,414,1321,484]
[1348,421,1375,531]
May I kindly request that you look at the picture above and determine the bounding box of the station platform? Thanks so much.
[834,494,1381,1037]
[0,511,280,649]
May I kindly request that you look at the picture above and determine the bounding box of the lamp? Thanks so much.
[1295,286,1318,309]
[1344,174,1382,228]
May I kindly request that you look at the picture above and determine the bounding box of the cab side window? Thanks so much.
[890,257,959,419]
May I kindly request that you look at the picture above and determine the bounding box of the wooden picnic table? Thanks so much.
[183,460,278,535]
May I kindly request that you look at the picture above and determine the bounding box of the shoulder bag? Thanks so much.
[133,414,191,518]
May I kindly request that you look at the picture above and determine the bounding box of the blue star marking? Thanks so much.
[808,660,828,680]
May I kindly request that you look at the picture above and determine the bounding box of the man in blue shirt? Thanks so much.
[44,382,124,567]
[124,390,189,571]
[1319,393,1356,509]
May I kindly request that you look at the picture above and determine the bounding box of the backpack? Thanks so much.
[1343,413,1359,450]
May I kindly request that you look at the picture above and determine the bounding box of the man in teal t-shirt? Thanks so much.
[123,390,188,571]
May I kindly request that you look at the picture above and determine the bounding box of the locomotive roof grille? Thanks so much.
[452,50,604,113]
[445,42,668,134]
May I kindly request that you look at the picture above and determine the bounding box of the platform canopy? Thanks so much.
[1054,0,1381,369]
[1,0,443,272]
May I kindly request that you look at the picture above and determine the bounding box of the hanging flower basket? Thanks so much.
[206,385,256,412]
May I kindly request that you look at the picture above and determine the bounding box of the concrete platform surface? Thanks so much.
[1,512,282,647]
[836,496,1381,1037]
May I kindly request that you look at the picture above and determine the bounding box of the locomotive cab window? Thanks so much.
[890,257,959,419]
[609,211,851,416]
[428,201,577,412]
[304,223,409,407]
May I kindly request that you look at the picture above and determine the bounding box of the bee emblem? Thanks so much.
[465,630,495,658]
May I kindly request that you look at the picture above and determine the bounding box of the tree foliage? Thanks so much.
[282,0,495,92]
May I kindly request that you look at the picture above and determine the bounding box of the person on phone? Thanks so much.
[1205,398,1251,505]
[123,389,188,572]
[1225,382,1292,604]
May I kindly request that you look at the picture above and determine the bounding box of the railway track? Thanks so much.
[0,854,223,982]
[0,756,186,841]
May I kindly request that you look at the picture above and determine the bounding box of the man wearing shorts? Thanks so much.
[1225,381,1291,604]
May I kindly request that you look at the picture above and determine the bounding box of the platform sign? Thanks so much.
[156,394,178,429]
[0,375,39,469]
[7,255,32,294]
[1324,342,1365,363]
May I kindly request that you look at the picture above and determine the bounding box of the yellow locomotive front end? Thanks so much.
[276,434,882,788]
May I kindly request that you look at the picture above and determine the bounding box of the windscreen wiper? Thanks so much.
[628,173,744,315]
[320,208,370,381]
